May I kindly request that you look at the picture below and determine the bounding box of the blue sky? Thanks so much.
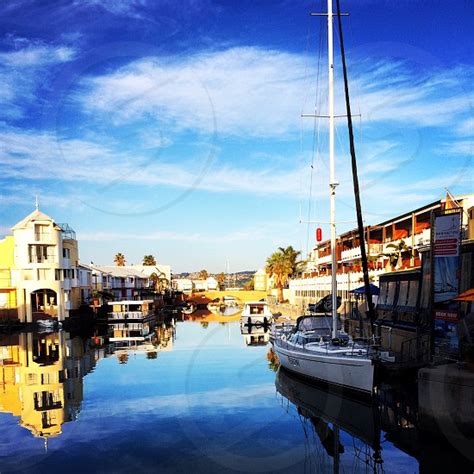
[0,0,472,272]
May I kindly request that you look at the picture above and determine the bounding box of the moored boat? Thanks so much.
[241,301,273,326]
[107,300,155,321]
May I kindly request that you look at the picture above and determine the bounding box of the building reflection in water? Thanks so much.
[0,331,100,446]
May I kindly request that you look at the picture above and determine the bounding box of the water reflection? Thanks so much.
[106,318,176,360]
[0,331,98,444]
[276,368,383,473]
[240,323,270,346]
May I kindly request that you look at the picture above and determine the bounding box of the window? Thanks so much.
[63,248,70,259]
[28,245,54,263]
[398,281,409,307]
[407,281,419,307]
[37,269,48,280]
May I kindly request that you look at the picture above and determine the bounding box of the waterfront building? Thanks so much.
[289,194,474,312]
[172,278,193,294]
[253,269,268,291]
[128,264,171,286]
[0,208,81,322]
[89,265,149,300]
[77,263,93,305]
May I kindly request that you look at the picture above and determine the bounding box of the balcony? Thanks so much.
[340,243,383,262]
[317,254,332,265]
[109,311,151,320]
[34,231,52,242]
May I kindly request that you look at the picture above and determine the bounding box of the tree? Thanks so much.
[143,255,156,266]
[381,239,412,270]
[243,279,254,291]
[278,246,303,277]
[265,249,293,302]
[198,269,208,280]
[216,272,226,290]
[114,252,126,266]
[149,271,169,293]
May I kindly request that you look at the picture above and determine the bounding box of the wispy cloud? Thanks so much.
[77,48,473,139]
[0,127,307,197]
[0,39,76,119]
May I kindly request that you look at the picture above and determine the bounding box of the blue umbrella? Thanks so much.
[349,283,380,295]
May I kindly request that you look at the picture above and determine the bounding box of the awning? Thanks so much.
[453,288,474,302]
[349,283,380,296]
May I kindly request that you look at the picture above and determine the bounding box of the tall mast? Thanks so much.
[328,0,338,339]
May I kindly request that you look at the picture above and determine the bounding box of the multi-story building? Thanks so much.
[290,194,474,310]
[0,208,81,322]
[90,266,149,300]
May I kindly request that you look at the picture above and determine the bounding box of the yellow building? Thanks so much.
[0,236,17,316]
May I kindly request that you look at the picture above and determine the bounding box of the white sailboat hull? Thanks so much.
[274,343,374,394]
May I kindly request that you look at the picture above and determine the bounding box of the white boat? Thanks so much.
[274,315,374,394]
[241,301,273,325]
[36,319,61,329]
[107,300,155,321]
[273,1,375,395]
[181,303,196,315]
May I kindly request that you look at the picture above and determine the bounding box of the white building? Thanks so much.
[10,209,80,322]
[172,279,193,294]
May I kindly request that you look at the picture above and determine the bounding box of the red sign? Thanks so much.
[434,310,459,322]
[316,228,322,242]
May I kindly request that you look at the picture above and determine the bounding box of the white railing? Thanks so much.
[109,311,151,319]
[35,232,51,242]
[317,254,332,265]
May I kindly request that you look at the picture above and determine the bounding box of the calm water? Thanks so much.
[0,319,466,473]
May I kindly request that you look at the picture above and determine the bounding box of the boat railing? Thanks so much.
[277,331,375,358]
[109,311,149,319]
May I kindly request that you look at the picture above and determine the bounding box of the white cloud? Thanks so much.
[77,48,473,138]
[456,118,474,137]
[0,127,308,197]
[0,44,75,67]
[0,41,76,118]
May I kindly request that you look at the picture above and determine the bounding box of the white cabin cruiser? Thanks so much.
[241,301,273,326]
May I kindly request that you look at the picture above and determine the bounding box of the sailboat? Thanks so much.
[272,0,376,395]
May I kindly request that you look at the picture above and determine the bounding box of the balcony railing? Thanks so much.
[34,232,51,242]
[109,311,151,319]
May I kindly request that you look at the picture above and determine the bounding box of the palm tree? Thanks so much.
[143,255,156,266]
[114,252,126,266]
[216,272,226,290]
[381,239,412,270]
[278,246,303,277]
[266,250,293,302]
[198,269,209,280]
[149,271,169,292]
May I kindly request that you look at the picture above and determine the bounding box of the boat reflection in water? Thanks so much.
[276,368,383,472]
[240,323,270,346]
[107,317,176,360]
[0,331,100,446]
